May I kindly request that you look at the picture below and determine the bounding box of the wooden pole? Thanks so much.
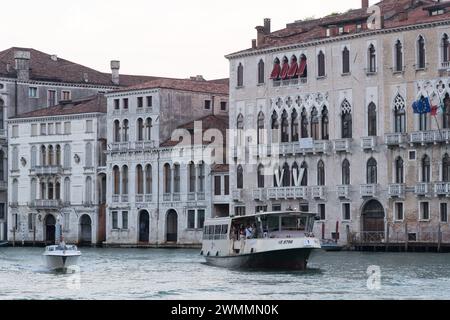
[405,222,408,252]
[386,222,390,252]
[438,224,442,253]
[12,229,15,247]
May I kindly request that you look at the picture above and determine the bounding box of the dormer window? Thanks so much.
[430,9,445,16]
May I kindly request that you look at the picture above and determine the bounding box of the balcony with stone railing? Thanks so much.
[360,184,378,198]
[112,195,120,203]
[415,183,432,197]
[267,187,308,200]
[441,61,450,69]
[311,186,326,200]
[110,142,132,152]
[232,190,243,202]
[135,194,154,203]
[336,185,350,199]
[29,199,62,209]
[388,184,406,198]
[385,133,408,147]
[163,193,172,202]
[136,107,153,115]
[173,193,181,202]
[134,141,156,151]
[410,130,450,145]
[333,139,352,153]
[435,182,450,196]
[121,195,129,203]
[30,166,63,176]
[252,189,264,201]
[361,136,377,151]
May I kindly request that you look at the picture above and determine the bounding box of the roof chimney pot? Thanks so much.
[111,60,120,85]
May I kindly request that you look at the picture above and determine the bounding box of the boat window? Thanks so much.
[281,216,307,231]
[265,215,280,232]
[214,225,222,240]
[221,225,229,240]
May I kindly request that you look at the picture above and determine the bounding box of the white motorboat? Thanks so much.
[201,211,321,270]
[43,242,81,271]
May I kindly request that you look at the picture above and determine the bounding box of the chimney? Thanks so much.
[263,18,271,34]
[256,26,266,47]
[195,75,205,81]
[50,55,58,62]
[111,60,120,85]
[14,50,31,81]
[362,0,369,9]
[252,39,257,49]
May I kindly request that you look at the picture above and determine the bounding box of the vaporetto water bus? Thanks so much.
[201,211,321,270]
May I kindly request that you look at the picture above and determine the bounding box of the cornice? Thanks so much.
[8,112,104,124]
[0,77,118,90]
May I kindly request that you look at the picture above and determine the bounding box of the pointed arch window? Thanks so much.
[342,47,350,74]
[342,159,350,185]
[282,162,290,187]
[237,114,244,146]
[280,57,290,80]
[317,51,325,77]
[395,40,403,72]
[198,162,205,193]
[422,155,431,183]
[48,146,54,166]
[417,36,426,69]
[136,165,144,194]
[258,59,265,84]
[443,154,450,182]
[298,54,307,79]
[368,44,376,73]
[137,118,144,141]
[393,94,406,133]
[113,166,120,195]
[443,93,450,129]
[270,58,281,80]
[443,33,449,63]
[164,164,171,194]
[64,177,71,203]
[237,63,244,87]
[271,112,279,143]
[291,109,299,142]
[301,108,308,138]
[300,162,308,186]
[257,112,265,145]
[56,145,61,166]
[174,164,181,193]
[317,160,325,186]
[292,162,299,186]
[145,165,153,194]
[237,165,244,189]
[321,107,329,140]
[122,166,129,195]
[114,120,121,142]
[257,164,265,189]
[287,56,299,79]
[395,157,404,184]
[341,100,352,139]
[367,158,378,184]
[188,162,196,193]
[122,120,129,142]
[281,110,289,143]
[310,107,319,140]
[368,103,377,136]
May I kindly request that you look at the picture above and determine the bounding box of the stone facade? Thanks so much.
[227,2,450,245]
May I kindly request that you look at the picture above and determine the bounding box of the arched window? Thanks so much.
[30,178,37,201]
[30,146,37,169]
[395,40,403,72]
[85,177,92,203]
[368,103,377,136]
[237,165,244,189]
[419,99,428,131]
[257,164,265,188]
[342,159,350,185]
[292,162,299,186]
[301,108,308,138]
[174,164,181,193]
[310,107,319,140]
[113,166,120,195]
[64,177,71,203]
[417,36,426,69]
[55,181,61,200]
[291,109,299,142]
[136,165,144,194]
[368,44,376,73]
[40,182,45,200]
[237,113,244,146]
[258,59,265,84]
[257,112,265,145]
[300,162,308,186]
[443,33,449,63]
[367,158,378,184]
[443,93,450,129]
[48,181,54,200]
[63,144,71,169]
[270,58,281,80]
[0,151,3,181]
[237,63,244,87]
[443,154,450,182]
[342,47,350,74]
[122,120,129,142]
[188,162,196,193]
[122,166,129,195]
[12,147,19,171]
[137,118,144,141]
[85,142,93,168]
[271,112,279,143]
[395,157,404,184]
[341,100,352,139]
[298,54,307,79]
[56,145,61,166]
[146,118,152,141]
[280,57,289,80]
[145,165,152,194]
[113,120,121,142]
[198,162,205,193]
[282,162,290,187]
[40,145,46,166]
[317,160,325,186]
[422,155,431,183]
[321,107,329,140]
[12,179,18,203]
[281,110,289,143]
[164,164,171,194]
[48,145,54,166]
[393,94,406,133]
[317,51,325,77]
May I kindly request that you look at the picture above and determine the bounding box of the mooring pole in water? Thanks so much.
[438,224,442,253]
[404,222,408,253]
[12,229,15,247]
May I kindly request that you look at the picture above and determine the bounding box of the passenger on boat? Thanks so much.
[245,225,253,239]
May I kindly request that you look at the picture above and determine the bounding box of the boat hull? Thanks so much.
[204,248,314,270]
[44,255,80,271]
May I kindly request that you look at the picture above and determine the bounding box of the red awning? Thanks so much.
[280,62,290,79]
[297,59,307,77]
[287,62,299,78]
[270,64,281,79]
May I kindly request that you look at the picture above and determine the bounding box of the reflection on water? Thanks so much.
[1,247,450,300]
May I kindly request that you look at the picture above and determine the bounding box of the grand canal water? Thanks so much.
[1,247,450,300]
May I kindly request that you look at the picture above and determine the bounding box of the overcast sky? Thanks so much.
[1,0,377,80]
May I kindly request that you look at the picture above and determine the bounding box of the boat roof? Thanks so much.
[206,211,317,225]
